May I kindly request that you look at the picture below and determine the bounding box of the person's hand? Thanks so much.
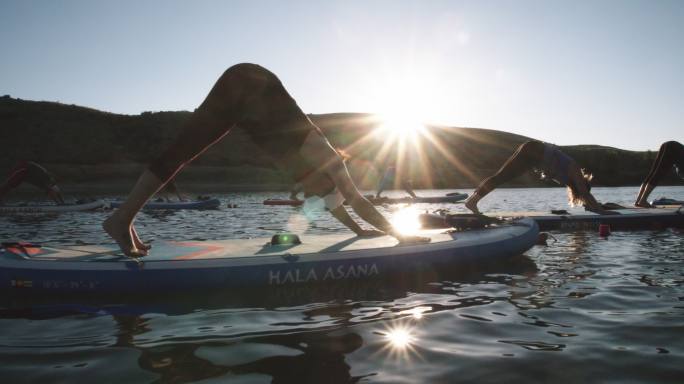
[355,229,386,237]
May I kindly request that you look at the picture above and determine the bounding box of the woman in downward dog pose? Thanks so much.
[104,63,427,257]
[0,160,64,205]
[634,141,683,207]
[464,140,611,215]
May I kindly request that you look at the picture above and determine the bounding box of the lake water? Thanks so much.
[1,186,683,383]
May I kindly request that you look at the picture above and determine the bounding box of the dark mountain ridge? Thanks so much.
[0,95,678,193]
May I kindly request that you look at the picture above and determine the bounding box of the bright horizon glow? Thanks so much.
[1,1,683,151]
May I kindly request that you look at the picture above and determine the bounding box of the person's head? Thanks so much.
[566,168,593,206]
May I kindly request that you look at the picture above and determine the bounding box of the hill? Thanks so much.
[0,95,678,194]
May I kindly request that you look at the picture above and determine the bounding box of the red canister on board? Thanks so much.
[598,224,611,237]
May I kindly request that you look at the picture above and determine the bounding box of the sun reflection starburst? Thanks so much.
[386,327,413,348]
[373,322,424,363]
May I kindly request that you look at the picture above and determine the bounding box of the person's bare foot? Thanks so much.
[131,226,151,251]
[634,200,653,208]
[103,214,146,257]
[464,197,481,214]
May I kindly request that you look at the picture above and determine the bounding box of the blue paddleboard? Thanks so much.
[0,200,106,214]
[110,198,221,210]
[652,197,684,206]
[421,207,684,231]
[0,218,538,293]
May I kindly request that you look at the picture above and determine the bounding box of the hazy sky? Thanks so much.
[1,0,682,150]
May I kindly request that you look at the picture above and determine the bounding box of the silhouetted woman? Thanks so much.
[634,141,683,207]
[0,160,64,204]
[104,63,425,257]
[464,140,608,214]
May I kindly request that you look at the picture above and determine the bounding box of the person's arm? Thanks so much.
[329,205,384,237]
[330,161,393,232]
[328,160,430,242]
[289,182,303,201]
[50,186,65,205]
[569,171,616,215]
[582,193,608,214]
[299,130,429,242]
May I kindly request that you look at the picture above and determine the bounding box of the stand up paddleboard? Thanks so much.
[263,199,303,206]
[367,193,468,205]
[0,218,538,293]
[263,193,469,207]
[652,198,684,206]
[110,198,221,210]
[421,207,684,231]
[0,200,106,214]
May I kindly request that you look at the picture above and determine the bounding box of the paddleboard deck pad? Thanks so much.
[0,218,538,293]
[111,198,221,210]
[421,207,684,231]
[0,200,105,214]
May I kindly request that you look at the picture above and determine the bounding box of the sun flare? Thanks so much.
[390,206,422,235]
[376,110,427,141]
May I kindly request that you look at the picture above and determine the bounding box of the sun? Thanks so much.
[371,86,430,142]
[376,109,427,141]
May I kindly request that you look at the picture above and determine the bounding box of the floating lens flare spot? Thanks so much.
[390,206,421,235]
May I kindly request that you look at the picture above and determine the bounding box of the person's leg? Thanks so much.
[403,181,417,198]
[0,166,28,202]
[465,141,544,213]
[635,141,683,207]
[375,179,386,198]
[104,63,267,256]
